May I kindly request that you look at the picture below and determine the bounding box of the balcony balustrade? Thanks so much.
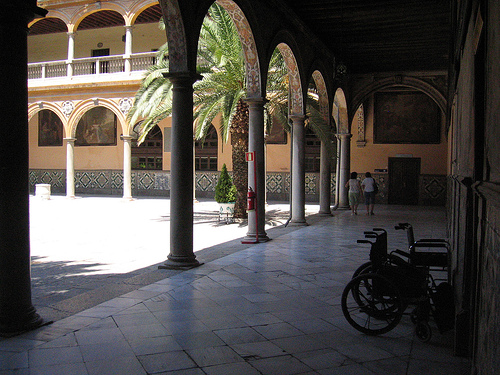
[28,52,157,80]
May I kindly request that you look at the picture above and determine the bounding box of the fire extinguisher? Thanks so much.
[247,187,256,211]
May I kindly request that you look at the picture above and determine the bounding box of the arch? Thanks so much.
[216,0,261,98]
[28,102,69,138]
[71,3,127,32]
[276,42,303,116]
[311,70,330,123]
[68,98,127,139]
[350,76,447,124]
[28,16,69,34]
[333,88,348,134]
[129,1,162,26]
[158,0,189,72]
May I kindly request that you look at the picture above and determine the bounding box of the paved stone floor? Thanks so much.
[0,196,471,374]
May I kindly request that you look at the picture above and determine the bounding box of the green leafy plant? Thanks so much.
[215,164,237,203]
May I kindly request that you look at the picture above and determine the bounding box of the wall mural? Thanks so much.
[38,109,63,146]
[374,91,440,144]
[75,107,117,146]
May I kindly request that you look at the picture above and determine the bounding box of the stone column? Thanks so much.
[337,133,352,209]
[290,115,307,225]
[67,31,75,77]
[123,26,133,73]
[122,135,133,200]
[0,2,46,337]
[244,98,269,242]
[65,137,76,198]
[319,140,332,215]
[160,72,201,269]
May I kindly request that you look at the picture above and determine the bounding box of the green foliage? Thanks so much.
[214,164,237,203]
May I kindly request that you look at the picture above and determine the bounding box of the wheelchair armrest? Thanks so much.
[357,239,374,245]
[395,223,411,230]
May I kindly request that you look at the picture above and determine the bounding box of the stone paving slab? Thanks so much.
[0,197,472,374]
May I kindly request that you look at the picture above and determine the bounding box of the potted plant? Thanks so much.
[215,164,237,222]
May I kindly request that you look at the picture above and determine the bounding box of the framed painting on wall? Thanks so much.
[374,91,441,144]
[75,107,117,146]
[38,109,63,146]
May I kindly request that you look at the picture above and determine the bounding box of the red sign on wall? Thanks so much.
[246,152,255,162]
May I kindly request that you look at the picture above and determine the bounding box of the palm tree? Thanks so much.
[128,3,334,218]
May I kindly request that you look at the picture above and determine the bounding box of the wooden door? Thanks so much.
[388,157,421,205]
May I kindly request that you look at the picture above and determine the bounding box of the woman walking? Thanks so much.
[345,172,362,215]
[361,172,376,215]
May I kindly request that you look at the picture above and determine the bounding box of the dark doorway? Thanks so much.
[91,48,110,73]
[388,157,421,205]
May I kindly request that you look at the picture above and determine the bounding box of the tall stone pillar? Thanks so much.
[244,98,269,242]
[65,137,76,198]
[160,72,201,269]
[122,135,133,200]
[290,115,307,225]
[67,31,75,77]
[0,1,46,337]
[319,140,332,215]
[337,133,352,209]
[123,26,133,73]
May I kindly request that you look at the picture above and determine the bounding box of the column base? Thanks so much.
[288,219,309,227]
[318,210,333,216]
[122,196,135,202]
[0,308,47,338]
[159,255,203,270]
[241,234,271,244]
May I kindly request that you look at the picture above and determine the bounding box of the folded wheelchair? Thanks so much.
[341,225,454,342]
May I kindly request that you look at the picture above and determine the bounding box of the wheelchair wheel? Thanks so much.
[342,273,404,335]
[415,321,432,342]
[352,261,373,278]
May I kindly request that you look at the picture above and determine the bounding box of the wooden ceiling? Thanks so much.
[30,1,451,75]
[29,4,162,35]
[283,0,451,74]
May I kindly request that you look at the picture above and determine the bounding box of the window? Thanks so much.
[195,125,218,171]
[305,127,321,172]
[132,124,163,170]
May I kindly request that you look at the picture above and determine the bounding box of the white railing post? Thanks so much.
[124,25,133,73]
[41,64,46,79]
[67,31,75,78]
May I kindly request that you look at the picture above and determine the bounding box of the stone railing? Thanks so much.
[28,52,157,80]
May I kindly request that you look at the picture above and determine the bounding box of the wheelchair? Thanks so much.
[341,225,454,342]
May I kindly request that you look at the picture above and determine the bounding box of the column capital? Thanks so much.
[163,72,203,85]
[120,135,134,141]
[289,114,307,122]
[244,97,268,106]
[336,133,352,140]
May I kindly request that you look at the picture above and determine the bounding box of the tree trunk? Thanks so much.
[230,99,249,218]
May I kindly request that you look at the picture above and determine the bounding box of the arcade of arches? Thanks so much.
[1,1,499,374]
